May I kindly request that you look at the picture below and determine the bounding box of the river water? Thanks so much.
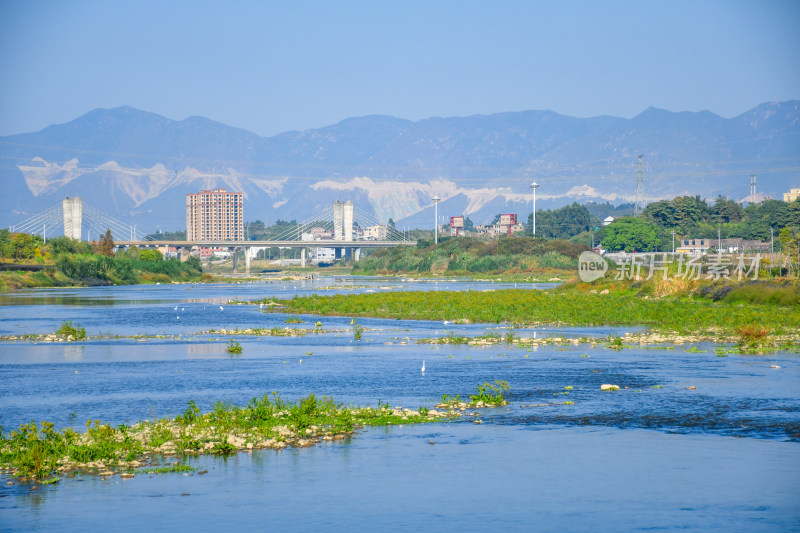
[0,278,798,532]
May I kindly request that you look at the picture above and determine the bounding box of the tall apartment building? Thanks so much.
[186,188,244,241]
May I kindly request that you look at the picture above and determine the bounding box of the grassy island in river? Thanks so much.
[0,387,514,483]
[265,278,800,341]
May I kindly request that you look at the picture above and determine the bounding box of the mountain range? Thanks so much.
[1,101,798,234]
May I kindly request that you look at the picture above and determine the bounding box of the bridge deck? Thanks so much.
[116,240,416,247]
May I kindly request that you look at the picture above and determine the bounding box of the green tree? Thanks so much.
[139,249,163,261]
[744,200,789,230]
[788,199,800,228]
[644,195,708,233]
[9,232,44,261]
[779,227,798,257]
[601,217,663,252]
[99,229,114,257]
[710,195,743,224]
[528,203,599,239]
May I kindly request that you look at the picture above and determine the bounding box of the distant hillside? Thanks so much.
[1,102,798,233]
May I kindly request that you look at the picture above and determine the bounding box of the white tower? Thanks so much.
[333,201,353,241]
[62,197,83,240]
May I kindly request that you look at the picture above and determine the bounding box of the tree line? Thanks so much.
[523,196,800,253]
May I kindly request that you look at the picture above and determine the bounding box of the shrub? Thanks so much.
[56,321,86,340]
[226,340,243,354]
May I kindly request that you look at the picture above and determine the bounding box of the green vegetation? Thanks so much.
[469,380,510,406]
[273,278,800,342]
[56,321,87,340]
[602,217,663,252]
[354,236,585,275]
[0,392,469,481]
[0,231,204,289]
[352,319,364,341]
[225,339,243,354]
[596,196,800,252]
[138,463,195,474]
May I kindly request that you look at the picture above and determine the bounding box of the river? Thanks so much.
[1,277,798,532]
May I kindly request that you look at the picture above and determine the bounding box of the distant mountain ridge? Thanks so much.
[1,101,798,233]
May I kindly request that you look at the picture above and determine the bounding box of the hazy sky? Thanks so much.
[1,0,798,137]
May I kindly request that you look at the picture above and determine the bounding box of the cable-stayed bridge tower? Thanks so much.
[62,197,83,240]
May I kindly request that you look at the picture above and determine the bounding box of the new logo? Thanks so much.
[578,251,608,282]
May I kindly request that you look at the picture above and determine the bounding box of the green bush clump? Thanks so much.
[56,321,87,340]
[469,380,510,406]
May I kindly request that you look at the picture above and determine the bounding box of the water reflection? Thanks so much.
[63,344,84,362]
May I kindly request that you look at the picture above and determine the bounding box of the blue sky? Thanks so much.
[1,0,798,137]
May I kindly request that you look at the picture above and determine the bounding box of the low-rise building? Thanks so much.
[198,247,231,259]
[363,225,388,240]
[715,238,771,253]
[157,246,179,259]
[450,216,465,236]
[676,238,711,256]
[784,188,800,203]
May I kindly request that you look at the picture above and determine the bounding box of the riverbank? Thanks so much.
[0,258,208,290]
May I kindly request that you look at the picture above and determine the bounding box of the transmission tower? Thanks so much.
[634,154,645,216]
[750,174,757,200]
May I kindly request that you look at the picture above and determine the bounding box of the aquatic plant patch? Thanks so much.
[0,392,476,483]
[270,288,800,346]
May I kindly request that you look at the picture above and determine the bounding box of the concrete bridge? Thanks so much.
[12,197,417,275]
[116,239,416,274]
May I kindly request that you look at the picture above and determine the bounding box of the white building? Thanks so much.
[363,225,388,240]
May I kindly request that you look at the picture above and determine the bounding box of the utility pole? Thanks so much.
[671,230,676,253]
[432,195,441,244]
[529,181,539,237]
[634,154,645,216]
[718,228,721,252]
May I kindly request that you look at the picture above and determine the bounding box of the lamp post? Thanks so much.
[529,181,539,237]
[432,195,441,244]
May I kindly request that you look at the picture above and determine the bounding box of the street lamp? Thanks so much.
[529,181,539,237]
[432,195,441,244]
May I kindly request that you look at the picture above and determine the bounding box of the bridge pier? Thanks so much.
[232,248,239,272]
[245,246,251,275]
[301,248,306,268]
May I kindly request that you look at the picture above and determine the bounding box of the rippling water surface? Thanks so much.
[1,278,798,531]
